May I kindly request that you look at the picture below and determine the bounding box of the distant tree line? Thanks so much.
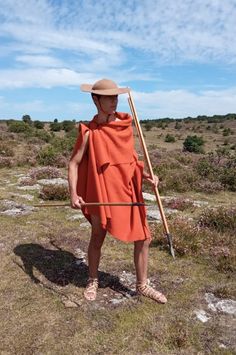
[140,113,236,125]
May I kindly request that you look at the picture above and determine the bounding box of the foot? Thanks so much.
[136,280,167,304]
[84,278,98,301]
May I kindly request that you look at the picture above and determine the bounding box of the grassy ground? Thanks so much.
[0,166,235,354]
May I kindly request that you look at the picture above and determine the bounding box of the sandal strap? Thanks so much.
[136,281,167,304]
[86,278,98,290]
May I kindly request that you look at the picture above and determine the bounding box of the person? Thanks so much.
[68,79,167,304]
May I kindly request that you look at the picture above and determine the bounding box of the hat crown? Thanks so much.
[92,79,118,91]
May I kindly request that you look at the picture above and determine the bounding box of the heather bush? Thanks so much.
[39,184,69,200]
[0,142,14,157]
[28,166,62,180]
[195,180,223,194]
[151,218,212,256]
[163,198,195,211]
[198,207,236,234]
[151,217,235,272]
[195,151,236,192]
[18,176,37,186]
[0,156,13,168]
[160,169,198,193]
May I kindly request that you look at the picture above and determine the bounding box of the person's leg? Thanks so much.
[134,239,150,283]
[134,239,167,304]
[84,215,107,301]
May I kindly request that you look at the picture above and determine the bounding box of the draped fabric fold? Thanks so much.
[71,112,151,242]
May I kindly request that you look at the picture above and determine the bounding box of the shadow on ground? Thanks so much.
[13,242,134,297]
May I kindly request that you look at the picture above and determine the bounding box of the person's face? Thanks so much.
[94,95,118,114]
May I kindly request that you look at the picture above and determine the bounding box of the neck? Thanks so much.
[96,111,116,123]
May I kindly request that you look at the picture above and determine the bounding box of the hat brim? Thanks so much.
[80,84,130,95]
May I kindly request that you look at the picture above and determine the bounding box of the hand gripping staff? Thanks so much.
[128,91,175,258]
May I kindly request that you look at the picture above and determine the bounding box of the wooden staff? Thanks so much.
[33,202,145,207]
[128,91,175,258]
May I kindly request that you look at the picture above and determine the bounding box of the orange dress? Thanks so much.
[71,112,151,242]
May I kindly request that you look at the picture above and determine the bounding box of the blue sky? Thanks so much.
[0,0,236,121]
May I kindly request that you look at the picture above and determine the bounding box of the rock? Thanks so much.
[67,214,85,221]
[17,184,40,191]
[37,178,68,186]
[142,192,156,202]
[192,200,209,207]
[194,309,211,323]
[0,200,34,216]
[11,193,34,201]
[110,298,124,305]
[75,248,86,265]
[146,206,177,221]
[119,271,136,288]
[205,293,236,315]
[14,173,25,177]
[79,222,90,229]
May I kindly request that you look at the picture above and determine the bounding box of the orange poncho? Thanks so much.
[72,112,151,242]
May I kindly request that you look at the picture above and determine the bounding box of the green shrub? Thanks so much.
[34,120,44,129]
[50,122,62,131]
[174,121,182,130]
[183,135,204,153]
[8,121,31,133]
[220,168,236,191]
[37,146,58,166]
[144,122,153,131]
[165,134,175,143]
[62,120,75,132]
[35,130,52,143]
[222,127,231,136]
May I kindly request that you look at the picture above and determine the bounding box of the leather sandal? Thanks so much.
[136,280,167,304]
[84,278,98,301]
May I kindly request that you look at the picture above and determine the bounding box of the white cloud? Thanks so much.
[131,87,236,118]
[15,55,65,68]
[0,68,98,88]
[0,0,236,68]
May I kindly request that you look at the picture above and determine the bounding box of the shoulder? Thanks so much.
[78,122,90,134]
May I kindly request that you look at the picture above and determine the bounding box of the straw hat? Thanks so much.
[80,78,130,95]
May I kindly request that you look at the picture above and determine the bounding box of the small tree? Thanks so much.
[183,135,204,153]
[22,114,32,125]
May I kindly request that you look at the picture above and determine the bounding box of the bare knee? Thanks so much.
[89,232,106,250]
[134,238,151,250]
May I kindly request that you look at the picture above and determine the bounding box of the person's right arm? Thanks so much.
[68,130,89,209]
